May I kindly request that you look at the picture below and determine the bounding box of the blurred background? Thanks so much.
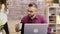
[1,0,60,34]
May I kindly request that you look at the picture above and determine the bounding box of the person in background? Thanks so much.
[15,3,51,34]
[0,0,9,34]
[0,19,3,31]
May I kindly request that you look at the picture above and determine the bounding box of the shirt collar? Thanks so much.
[28,15,39,20]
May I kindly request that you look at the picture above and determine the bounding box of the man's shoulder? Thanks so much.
[21,15,28,20]
[36,15,43,18]
[21,15,28,23]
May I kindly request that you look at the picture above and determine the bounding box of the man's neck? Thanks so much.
[30,15,36,20]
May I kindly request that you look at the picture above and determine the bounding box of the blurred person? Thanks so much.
[0,19,3,31]
[0,0,9,34]
[15,3,51,34]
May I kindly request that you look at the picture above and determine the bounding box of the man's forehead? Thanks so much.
[27,7,36,10]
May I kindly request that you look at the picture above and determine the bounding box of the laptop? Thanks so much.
[24,24,48,34]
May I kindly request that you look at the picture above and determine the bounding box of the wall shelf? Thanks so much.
[48,5,60,34]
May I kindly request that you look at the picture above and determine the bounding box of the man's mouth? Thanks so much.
[28,14,34,17]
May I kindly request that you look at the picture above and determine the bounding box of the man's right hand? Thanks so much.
[15,24,20,32]
[15,23,22,32]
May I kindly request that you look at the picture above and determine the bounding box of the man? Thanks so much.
[15,3,51,34]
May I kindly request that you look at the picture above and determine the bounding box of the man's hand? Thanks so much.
[15,23,22,32]
[15,24,20,32]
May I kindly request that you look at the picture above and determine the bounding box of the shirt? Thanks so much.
[0,4,8,25]
[20,15,48,34]
[21,15,47,23]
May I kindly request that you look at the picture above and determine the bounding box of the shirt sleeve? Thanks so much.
[20,17,25,31]
[21,18,25,23]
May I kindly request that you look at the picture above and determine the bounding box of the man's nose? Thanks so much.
[28,12,31,14]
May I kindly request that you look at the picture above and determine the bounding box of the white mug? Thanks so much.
[19,23,22,30]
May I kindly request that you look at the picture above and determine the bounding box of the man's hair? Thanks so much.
[28,3,37,8]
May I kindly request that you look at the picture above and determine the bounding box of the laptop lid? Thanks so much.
[24,24,48,34]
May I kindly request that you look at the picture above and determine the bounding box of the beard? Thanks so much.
[28,14,34,18]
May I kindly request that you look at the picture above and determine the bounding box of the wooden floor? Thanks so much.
[2,20,21,34]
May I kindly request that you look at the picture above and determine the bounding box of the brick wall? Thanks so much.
[7,0,47,20]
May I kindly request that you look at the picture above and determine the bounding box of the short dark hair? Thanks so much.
[28,3,37,8]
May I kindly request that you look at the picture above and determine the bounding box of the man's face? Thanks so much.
[27,7,37,17]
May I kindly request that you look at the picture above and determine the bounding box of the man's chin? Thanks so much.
[28,15,34,17]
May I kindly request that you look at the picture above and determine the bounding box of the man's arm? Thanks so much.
[41,16,51,34]
[15,17,24,32]
[41,16,48,23]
